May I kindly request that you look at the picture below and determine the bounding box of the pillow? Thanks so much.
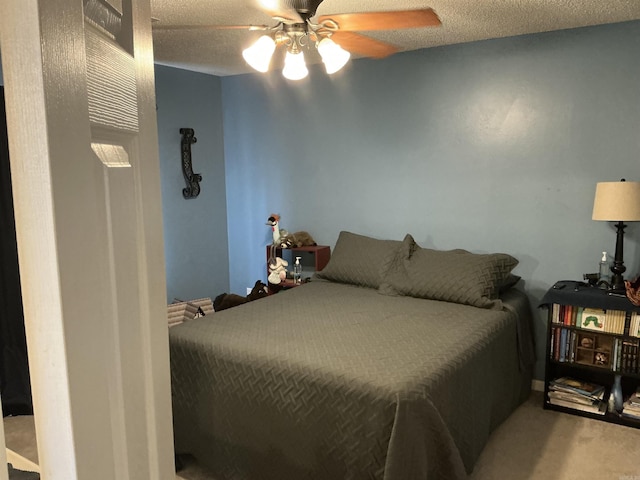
[379,237,518,309]
[500,274,522,293]
[314,231,404,289]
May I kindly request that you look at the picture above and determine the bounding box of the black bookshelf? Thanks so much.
[541,281,640,428]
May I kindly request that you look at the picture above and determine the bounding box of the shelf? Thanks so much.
[544,402,640,428]
[548,358,640,379]
[266,245,331,293]
[542,281,640,429]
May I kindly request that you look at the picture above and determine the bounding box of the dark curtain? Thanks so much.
[0,86,32,416]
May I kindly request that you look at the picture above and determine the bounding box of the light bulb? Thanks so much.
[317,38,350,74]
[282,50,308,80]
[242,35,276,72]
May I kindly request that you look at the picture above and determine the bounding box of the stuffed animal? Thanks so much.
[213,280,268,312]
[266,214,288,246]
[279,231,317,248]
[625,276,640,306]
[268,257,288,284]
[265,214,316,249]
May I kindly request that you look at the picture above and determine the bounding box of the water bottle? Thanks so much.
[293,256,302,284]
[598,251,609,287]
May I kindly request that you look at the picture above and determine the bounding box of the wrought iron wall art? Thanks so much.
[180,128,201,199]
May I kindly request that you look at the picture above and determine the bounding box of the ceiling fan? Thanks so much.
[152,0,441,80]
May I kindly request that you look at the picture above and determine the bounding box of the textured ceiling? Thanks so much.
[152,0,640,76]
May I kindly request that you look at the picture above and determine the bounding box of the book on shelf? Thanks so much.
[622,402,640,415]
[581,308,606,332]
[630,312,640,338]
[551,325,561,361]
[549,304,639,337]
[548,396,607,415]
[604,310,626,334]
[549,377,605,399]
[551,304,583,327]
[621,403,640,420]
[548,390,603,405]
[548,376,607,415]
[611,338,640,374]
[620,387,640,420]
[551,303,560,323]
[559,329,568,362]
[628,387,640,406]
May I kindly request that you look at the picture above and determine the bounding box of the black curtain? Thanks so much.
[0,86,32,416]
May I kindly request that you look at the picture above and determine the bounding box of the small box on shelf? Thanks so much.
[574,332,612,368]
[266,245,331,293]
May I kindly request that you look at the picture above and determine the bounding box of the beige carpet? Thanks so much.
[5,391,640,479]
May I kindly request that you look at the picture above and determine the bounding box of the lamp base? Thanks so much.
[609,221,627,294]
[606,288,627,297]
[595,279,625,296]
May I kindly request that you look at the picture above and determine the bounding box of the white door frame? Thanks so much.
[0,1,174,478]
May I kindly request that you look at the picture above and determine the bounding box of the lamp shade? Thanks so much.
[282,50,308,81]
[242,35,276,73]
[317,38,350,74]
[592,181,640,221]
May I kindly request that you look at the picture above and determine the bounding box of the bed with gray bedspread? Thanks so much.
[169,232,535,480]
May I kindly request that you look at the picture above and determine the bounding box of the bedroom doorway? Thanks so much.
[0,0,174,478]
[0,86,32,420]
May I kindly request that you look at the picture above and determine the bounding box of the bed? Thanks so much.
[169,232,535,480]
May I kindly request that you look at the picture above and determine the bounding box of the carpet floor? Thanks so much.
[4,391,640,479]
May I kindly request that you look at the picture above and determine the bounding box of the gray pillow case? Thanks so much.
[379,235,519,309]
[314,231,404,289]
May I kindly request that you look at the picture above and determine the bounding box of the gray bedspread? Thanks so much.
[170,281,533,480]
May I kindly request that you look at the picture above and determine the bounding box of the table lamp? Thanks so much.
[592,179,640,292]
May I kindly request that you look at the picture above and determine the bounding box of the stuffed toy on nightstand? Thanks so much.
[268,257,288,285]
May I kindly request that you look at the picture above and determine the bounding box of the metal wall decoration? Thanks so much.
[180,127,201,199]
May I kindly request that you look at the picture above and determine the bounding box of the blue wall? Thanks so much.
[221,21,640,379]
[155,65,230,301]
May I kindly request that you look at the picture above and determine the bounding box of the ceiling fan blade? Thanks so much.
[257,0,304,24]
[152,24,270,31]
[318,9,441,31]
[330,31,398,59]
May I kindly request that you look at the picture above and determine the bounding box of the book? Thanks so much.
[624,311,631,336]
[548,390,603,405]
[581,308,606,331]
[548,397,607,415]
[631,312,640,338]
[604,309,626,334]
[622,401,640,414]
[627,388,640,406]
[560,329,568,362]
[553,326,562,361]
[618,339,640,374]
[621,396,640,420]
[621,412,640,421]
[575,306,584,328]
[549,377,605,399]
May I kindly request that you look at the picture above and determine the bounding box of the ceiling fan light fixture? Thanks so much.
[282,50,308,81]
[242,35,276,72]
[317,37,350,74]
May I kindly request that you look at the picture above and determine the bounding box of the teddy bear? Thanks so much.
[268,257,289,284]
